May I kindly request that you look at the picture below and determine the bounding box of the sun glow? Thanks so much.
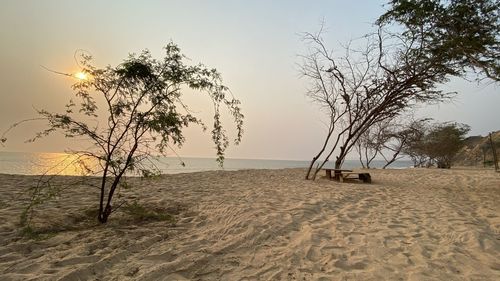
[75,71,88,80]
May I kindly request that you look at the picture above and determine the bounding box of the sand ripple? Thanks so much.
[0,168,499,280]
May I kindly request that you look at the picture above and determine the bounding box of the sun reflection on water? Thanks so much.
[0,152,100,176]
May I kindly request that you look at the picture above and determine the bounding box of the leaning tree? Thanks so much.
[3,43,244,223]
[300,27,452,180]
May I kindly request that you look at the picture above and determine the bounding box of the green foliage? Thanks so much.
[123,201,174,223]
[484,160,495,166]
[19,179,65,228]
[82,207,100,220]
[403,121,470,168]
[18,225,57,241]
[425,122,470,168]
[378,0,500,81]
[17,201,175,240]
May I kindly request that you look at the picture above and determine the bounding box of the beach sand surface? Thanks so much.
[0,168,499,280]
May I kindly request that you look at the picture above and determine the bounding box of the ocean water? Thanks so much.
[0,151,412,176]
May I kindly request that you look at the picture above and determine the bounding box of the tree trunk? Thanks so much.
[357,145,366,169]
[98,203,112,223]
[334,144,349,170]
[382,150,401,169]
[305,157,318,180]
[306,126,334,180]
[366,150,378,169]
[334,156,342,170]
[489,133,499,171]
[98,142,139,223]
[98,166,110,223]
[98,176,122,223]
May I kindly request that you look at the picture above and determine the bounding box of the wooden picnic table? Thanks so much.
[323,168,372,183]
[323,168,353,180]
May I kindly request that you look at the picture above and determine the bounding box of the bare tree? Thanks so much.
[354,116,432,169]
[379,118,431,168]
[400,119,431,167]
[380,125,414,169]
[355,120,390,169]
[300,27,452,180]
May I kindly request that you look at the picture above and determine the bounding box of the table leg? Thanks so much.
[326,169,332,180]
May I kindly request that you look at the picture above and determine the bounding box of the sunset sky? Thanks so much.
[1,0,499,161]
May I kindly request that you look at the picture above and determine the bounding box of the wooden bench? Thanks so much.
[339,172,372,183]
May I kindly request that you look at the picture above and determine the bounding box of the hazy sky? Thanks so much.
[1,0,498,161]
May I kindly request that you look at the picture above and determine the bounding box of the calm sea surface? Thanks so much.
[0,151,412,176]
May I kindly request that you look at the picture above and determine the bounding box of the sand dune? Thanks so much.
[0,168,499,280]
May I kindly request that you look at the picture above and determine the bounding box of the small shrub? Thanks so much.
[19,225,57,241]
[123,201,175,223]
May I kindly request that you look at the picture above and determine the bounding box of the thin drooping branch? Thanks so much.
[4,43,244,224]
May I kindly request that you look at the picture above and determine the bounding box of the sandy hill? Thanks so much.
[455,130,500,166]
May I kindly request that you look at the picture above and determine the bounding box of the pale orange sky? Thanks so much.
[1,0,498,160]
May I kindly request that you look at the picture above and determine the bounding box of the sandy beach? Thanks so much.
[0,168,499,280]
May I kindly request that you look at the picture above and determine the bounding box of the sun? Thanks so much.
[74,71,88,80]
